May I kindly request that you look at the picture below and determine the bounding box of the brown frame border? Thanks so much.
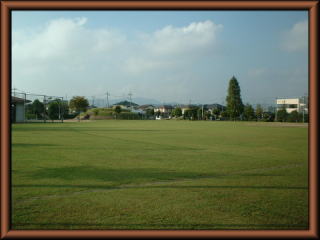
[1,1,318,238]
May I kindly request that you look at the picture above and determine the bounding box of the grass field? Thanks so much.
[12,120,308,230]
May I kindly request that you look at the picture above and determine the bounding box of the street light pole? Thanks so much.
[43,95,46,123]
[301,96,305,123]
[202,105,204,120]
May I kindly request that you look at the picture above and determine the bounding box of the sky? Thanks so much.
[12,11,308,106]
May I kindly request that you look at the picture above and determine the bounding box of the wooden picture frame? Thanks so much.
[1,1,318,238]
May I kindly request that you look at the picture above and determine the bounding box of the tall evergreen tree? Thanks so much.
[226,76,244,120]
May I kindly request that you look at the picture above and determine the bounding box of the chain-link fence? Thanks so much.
[11,90,65,123]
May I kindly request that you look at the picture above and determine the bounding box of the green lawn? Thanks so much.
[11,120,308,230]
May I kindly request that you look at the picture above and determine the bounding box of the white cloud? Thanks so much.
[146,20,222,55]
[12,17,129,96]
[123,20,222,74]
[12,17,223,99]
[13,17,125,61]
[282,19,308,52]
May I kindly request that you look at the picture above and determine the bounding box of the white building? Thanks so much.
[11,96,31,123]
[276,98,308,113]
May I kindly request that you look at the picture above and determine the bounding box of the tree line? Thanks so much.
[224,76,308,123]
[25,97,87,121]
[25,76,308,123]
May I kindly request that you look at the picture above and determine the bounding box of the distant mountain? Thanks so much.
[110,97,161,106]
[88,97,162,107]
[161,102,180,106]
[131,97,162,105]
[88,97,225,108]
[113,100,138,107]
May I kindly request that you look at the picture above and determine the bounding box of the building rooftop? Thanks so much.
[12,96,31,103]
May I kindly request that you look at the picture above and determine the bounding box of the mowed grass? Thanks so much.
[12,120,308,230]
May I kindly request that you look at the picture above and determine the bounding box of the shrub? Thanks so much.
[276,109,288,122]
[26,113,37,120]
[92,108,99,116]
[287,110,300,122]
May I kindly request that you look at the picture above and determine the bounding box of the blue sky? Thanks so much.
[12,11,308,106]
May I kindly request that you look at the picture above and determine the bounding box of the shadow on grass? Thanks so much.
[16,166,308,190]
[12,222,308,230]
[13,183,308,190]
[25,166,215,182]
[237,173,284,177]
[12,143,60,147]
[23,166,293,183]
[12,127,166,132]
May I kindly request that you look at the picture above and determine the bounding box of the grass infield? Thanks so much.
[12,120,308,230]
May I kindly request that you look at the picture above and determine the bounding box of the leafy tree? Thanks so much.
[92,108,99,116]
[220,111,229,119]
[184,107,198,120]
[212,108,221,120]
[32,99,44,119]
[69,96,89,113]
[276,109,288,122]
[172,107,182,117]
[256,104,263,121]
[287,110,300,122]
[48,100,60,121]
[114,106,122,114]
[114,105,122,119]
[183,109,191,119]
[146,108,154,117]
[197,108,204,120]
[205,111,212,120]
[261,112,275,122]
[301,113,309,123]
[61,101,69,118]
[243,103,255,121]
[155,110,161,118]
[226,76,244,120]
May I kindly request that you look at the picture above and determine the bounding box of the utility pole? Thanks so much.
[13,87,17,97]
[128,92,133,111]
[202,104,204,120]
[275,98,278,122]
[301,95,305,123]
[23,92,26,123]
[106,92,110,108]
[61,97,64,123]
[91,96,95,107]
[58,99,61,121]
[43,95,46,123]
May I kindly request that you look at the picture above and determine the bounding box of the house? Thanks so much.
[180,104,197,115]
[138,104,155,111]
[153,105,173,119]
[276,98,308,113]
[154,105,174,114]
[204,104,226,113]
[11,96,31,123]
